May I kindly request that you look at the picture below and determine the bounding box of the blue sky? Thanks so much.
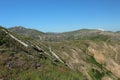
[0,0,120,32]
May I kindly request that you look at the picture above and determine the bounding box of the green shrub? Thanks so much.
[88,69,104,80]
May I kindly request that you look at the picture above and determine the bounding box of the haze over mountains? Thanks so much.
[0,26,120,80]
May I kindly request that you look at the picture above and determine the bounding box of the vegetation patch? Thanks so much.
[87,56,103,69]
[88,69,104,80]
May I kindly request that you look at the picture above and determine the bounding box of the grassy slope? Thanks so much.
[42,39,120,80]
[0,27,86,80]
[1,26,120,80]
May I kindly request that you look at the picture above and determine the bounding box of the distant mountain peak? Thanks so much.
[8,26,45,39]
[8,26,120,41]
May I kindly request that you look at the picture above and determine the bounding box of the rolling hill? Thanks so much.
[0,26,120,80]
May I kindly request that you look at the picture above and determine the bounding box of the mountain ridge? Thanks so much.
[9,26,120,41]
[0,26,120,80]
[8,26,120,33]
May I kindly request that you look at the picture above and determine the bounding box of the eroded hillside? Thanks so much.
[43,40,120,80]
[0,26,120,80]
[0,27,86,80]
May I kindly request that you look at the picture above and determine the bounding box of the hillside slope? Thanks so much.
[43,40,120,80]
[0,26,86,80]
[1,26,120,80]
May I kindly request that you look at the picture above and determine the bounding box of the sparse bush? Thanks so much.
[88,69,104,80]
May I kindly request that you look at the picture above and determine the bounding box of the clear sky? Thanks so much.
[0,0,120,32]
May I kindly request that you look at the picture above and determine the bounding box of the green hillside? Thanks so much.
[0,26,86,80]
[0,26,120,80]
